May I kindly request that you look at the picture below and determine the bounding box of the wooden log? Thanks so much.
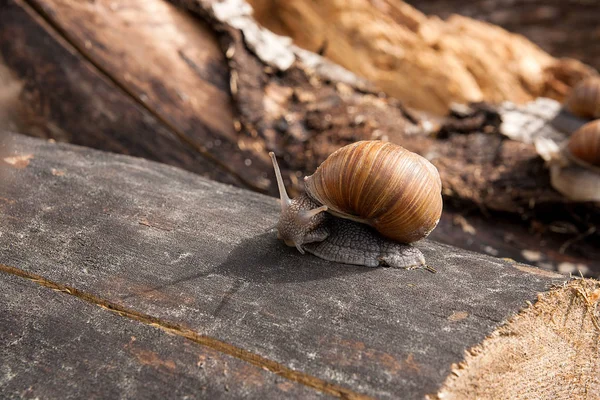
[0,273,322,399]
[2,132,595,399]
[431,277,600,399]
[0,0,255,190]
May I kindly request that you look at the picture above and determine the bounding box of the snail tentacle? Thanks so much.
[299,205,328,221]
[269,152,292,212]
[275,192,330,251]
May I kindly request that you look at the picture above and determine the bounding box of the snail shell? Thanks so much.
[567,119,600,167]
[534,122,600,202]
[565,77,600,119]
[304,141,443,243]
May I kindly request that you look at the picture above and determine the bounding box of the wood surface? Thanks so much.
[0,0,256,189]
[0,132,568,399]
[0,273,322,399]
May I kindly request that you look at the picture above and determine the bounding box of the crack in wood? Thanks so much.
[0,262,372,400]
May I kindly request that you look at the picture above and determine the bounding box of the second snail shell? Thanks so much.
[565,77,600,119]
[567,119,600,167]
[304,141,443,244]
[535,120,600,202]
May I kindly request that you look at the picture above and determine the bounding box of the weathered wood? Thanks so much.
[246,0,597,114]
[0,0,246,188]
[0,273,323,399]
[0,132,570,399]
[22,0,272,191]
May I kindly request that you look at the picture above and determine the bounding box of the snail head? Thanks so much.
[269,152,329,254]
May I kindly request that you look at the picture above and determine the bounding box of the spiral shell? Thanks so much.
[567,120,600,167]
[304,141,443,244]
[565,77,600,119]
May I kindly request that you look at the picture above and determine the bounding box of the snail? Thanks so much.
[565,76,600,119]
[535,120,600,202]
[567,119,600,167]
[269,140,443,269]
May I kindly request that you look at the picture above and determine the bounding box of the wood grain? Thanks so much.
[27,0,272,191]
[0,0,245,186]
[0,273,324,399]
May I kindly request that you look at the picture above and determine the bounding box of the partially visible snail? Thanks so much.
[269,140,443,269]
[567,119,600,167]
[565,77,600,119]
[535,120,600,202]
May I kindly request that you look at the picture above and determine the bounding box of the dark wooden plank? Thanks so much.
[0,132,567,399]
[23,0,271,191]
[0,273,324,399]
[0,0,242,187]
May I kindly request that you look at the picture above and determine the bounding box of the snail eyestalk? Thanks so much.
[299,205,328,222]
[269,152,291,211]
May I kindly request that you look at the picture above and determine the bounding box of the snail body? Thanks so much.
[269,141,443,269]
[565,77,600,119]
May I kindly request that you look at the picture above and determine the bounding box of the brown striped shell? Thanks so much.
[567,120,600,167]
[304,141,443,244]
[565,77,600,119]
